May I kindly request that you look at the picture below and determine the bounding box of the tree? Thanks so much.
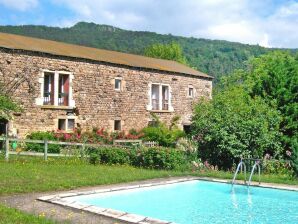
[191,86,282,169]
[198,51,298,173]
[220,51,298,173]
[144,42,189,65]
[0,94,20,120]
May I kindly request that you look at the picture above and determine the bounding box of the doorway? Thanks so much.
[0,119,8,150]
[183,125,191,135]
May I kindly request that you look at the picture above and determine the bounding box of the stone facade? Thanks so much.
[0,48,212,137]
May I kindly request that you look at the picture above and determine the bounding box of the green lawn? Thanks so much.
[0,156,187,196]
[0,156,187,223]
[1,155,297,196]
[0,204,58,224]
[0,155,297,223]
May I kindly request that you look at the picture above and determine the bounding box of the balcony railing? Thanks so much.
[162,100,169,110]
[151,99,169,111]
[58,92,69,106]
[152,99,159,110]
[43,92,53,105]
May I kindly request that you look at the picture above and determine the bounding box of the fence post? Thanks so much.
[81,143,85,158]
[5,137,9,161]
[44,140,48,161]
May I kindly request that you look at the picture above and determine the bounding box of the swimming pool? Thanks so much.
[63,180,298,224]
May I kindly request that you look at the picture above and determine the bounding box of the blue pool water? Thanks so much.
[69,180,298,224]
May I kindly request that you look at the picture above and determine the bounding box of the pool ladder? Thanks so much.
[248,161,261,186]
[231,159,261,187]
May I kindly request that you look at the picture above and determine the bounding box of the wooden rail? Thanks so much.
[0,137,158,161]
[0,137,111,161]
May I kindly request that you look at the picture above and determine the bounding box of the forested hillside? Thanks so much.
[0,21,293,82]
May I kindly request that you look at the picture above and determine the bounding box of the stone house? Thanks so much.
[0,32,213,137]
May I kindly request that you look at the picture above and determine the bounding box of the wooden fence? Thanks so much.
[0,137,158,161]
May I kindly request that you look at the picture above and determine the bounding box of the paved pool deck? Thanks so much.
[1,176,297,224]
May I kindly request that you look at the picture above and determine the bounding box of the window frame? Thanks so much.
[38,70,74,107]
[188,86,194,98]
[43,72,55,105]
[57,117,76,132]
[114,120,122,131]
[114,78,122,91]
[149,83,172,111]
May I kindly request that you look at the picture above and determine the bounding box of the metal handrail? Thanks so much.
[232,160,247,185]
[248,161,261,186]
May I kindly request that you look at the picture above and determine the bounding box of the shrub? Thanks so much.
[142,114,185,147]
[98,147,130,165]
[87,146,190,170]
[262,156,294,176]
[176,137,198,161]
[140,147,187,170]
[89,152,100,165]
[192,87,283,170]
[176,137,198,153]
[54,128,143,144]
[262,160,293,176]
[25,131,61,153]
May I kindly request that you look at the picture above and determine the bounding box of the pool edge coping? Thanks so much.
[37,177,298,224]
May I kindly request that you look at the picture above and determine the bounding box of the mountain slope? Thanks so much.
[0,22,280,81]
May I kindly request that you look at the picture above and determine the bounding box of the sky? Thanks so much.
[0,0,297,48]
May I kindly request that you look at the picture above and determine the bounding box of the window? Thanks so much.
[115,79,121,90]
[148,120,158,127]
[43,72,54,105]
[58,74,69,106]
[151,84,160,110]
[58,118,75,131]
[58,119,66,131]
[41,71,72,107]
[162,86,169,110]
[150,84,171,111]
[114,120,121,131]
[68,119,75,130]
[188,87,194,97]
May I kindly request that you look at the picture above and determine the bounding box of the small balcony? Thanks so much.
[43,92,53,105]
[162,100,169,110]
[58,92,69,106]
[152,99,159,110]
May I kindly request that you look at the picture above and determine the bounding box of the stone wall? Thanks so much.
[0,48,212,137]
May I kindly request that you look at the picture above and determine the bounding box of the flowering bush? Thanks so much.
[190,159,219,172]
[262,153,294,176]
[176,138,198,154]
[25,128,145,153]
[34,128,144,144]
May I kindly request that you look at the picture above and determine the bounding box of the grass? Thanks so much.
[0,155,187,224]
[0,204,58,224]
[0,155,297,223]
[0,155,187,196]
[0,155,297,196]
